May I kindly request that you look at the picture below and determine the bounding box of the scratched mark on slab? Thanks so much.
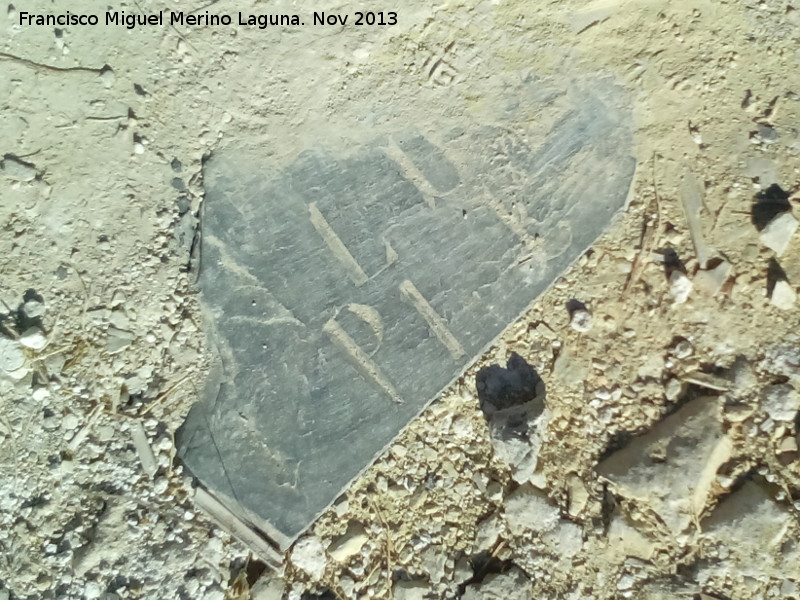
[399,279,466,360]
[309,202,369,286]
[323,317,403,404]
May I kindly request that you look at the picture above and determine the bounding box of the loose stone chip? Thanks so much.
[597,396,731,533]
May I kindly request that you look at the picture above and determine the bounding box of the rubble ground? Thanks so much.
[1,0,799,599]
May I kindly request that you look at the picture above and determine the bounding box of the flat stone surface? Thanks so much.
[176,74,635,545]
[699,478,800,582]
[760,210,798,256]
[461,567,531,600]
[597,397,731,533]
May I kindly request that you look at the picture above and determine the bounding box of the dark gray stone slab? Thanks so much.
[176,74,636,546]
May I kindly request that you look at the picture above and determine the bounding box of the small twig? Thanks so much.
[139,374,191,416]
[490,538,506,559]
[366,495,395,600]
[67,404,103,453]
[0,51,107,74]
[32,345,69,361]
[651,152,662,218]
[62,339,89,373]
[69,266,91,330]
[466,536,508,587]
[623,152,662,293]
[680,371,730,391]
[85,115,128,122]
[0,411,20,496]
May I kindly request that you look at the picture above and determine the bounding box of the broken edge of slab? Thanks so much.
[193,485,286,571]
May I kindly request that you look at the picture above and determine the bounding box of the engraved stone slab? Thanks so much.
[176,74,636,546]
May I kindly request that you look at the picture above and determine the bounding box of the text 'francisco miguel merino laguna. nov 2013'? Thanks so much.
[17,10,399,29]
